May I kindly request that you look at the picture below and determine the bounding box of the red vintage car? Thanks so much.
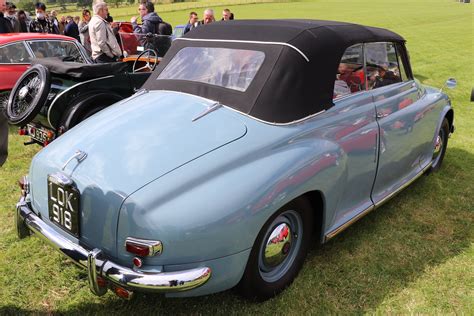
[0,33,91,107]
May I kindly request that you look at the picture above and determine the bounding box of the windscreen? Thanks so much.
[157,47,265,92]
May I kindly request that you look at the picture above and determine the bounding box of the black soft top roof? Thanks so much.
[32,57,128,79]
[143,20,405,123]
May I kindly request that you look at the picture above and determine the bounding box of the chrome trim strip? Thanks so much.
[16,198,212,294]
[324,162,432,242]
[47,75,115,128]
[175,38,310,62]
[324,205,375,242]
[374,162,432,208]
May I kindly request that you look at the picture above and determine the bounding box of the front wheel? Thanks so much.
[238,198,313,300]
[429,118,449,173]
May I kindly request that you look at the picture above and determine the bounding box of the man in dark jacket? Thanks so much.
[0,0,12,167]
[0,0,13,33]
[131,2,172,55]
[64,15,80,41]
[29,2,58,33]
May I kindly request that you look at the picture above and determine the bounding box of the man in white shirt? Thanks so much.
[89,1,121,63]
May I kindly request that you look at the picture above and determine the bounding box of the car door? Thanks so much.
[368,42,429,205]
[325,44,379,234]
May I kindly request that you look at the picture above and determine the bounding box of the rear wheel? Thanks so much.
[429,118,449,173]
[238,198,313,300]
[6,64,51,126]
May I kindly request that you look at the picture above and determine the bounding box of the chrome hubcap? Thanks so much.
[433,135,442,154]
[258,210,303,283]
[263,223,292,268]
[432,130,444,167]
[18,86,29,101]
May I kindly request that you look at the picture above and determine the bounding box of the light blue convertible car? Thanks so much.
[15,20,455,300]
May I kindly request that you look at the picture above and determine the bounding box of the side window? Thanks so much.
[365,42,402,90]
[334,44,365,99]
[27,41,85,63]
[395,44,410,81]
[0,42,32,64]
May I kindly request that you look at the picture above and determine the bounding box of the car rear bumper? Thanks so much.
[15,196,211,298]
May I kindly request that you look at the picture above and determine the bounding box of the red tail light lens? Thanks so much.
[126,243,150,257]
[125,237,162,257]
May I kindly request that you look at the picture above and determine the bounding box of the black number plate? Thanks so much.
[48,175,80,237]
[27,123,53,143]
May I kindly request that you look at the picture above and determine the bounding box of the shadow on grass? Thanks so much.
[2,148,473,315]
[413,73,430,83]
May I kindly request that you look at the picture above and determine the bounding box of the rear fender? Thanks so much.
[60,91,124,130]
[48,74,134,128]
[116,137,346,267]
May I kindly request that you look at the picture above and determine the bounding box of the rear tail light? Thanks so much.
[18,128,27,135]
[132,257,143,268]
[125,237,162,257]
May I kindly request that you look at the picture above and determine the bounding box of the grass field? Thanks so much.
[1,0,473,314]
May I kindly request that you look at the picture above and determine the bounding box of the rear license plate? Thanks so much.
[27,123,54,143]
[48,174,80,237]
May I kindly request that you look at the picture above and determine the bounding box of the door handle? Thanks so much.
[376,112,388,119]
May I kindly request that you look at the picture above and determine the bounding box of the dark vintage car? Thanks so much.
[0,33,89,109]
[5,31,170,146]
[15,20,454,300]
[5,59,151,145]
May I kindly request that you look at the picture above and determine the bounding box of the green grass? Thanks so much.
[1,0,473,314]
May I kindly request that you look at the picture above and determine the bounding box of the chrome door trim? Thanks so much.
[324,161,432,242]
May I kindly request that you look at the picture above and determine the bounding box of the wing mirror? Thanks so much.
[471,88,474,102]
[440,78,457,93]
[445,78,457,89]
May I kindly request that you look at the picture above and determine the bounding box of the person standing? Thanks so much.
[221,8,233,21]
[5,2,19,32]
[78,9,91,55]
[58,15,66,34]
[17,10,28,32]
[29,2,58,33]
[0,0,13,33]
[64,15,80,41]
[89,1,121,63]
[183,11,198,34]
[50,9,59,32]
[0,0,11,167]
[131,1,162,35]
[200,8,215,25]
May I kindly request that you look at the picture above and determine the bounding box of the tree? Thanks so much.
[77,0,93,8]
[18,0,35,14]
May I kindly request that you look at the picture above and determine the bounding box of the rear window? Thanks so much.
[157,47,265,92]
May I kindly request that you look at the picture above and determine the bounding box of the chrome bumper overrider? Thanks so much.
[16,197,211,297]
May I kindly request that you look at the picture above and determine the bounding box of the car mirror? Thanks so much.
[445,78,457,89]
[471,88,474,102]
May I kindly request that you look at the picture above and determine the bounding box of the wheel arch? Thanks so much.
[294,190,325,243]
[444,108,454,133]
[60,91,124,130]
